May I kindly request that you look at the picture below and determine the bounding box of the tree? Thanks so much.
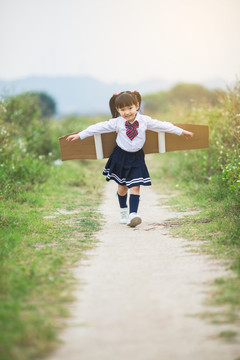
[27,91,57,117]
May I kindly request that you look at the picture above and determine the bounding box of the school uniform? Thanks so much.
[78,112,183,188]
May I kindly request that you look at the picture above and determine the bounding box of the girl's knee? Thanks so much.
[118,184,128,196]
[130,186,140,195]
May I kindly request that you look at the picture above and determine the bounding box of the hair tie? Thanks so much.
[114,93,119,96]
[133,90,137,93]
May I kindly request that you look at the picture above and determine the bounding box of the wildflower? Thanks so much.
[54,159,63,166]
[0,104,7,113]
[0,129,7,135]
[18,138,26,150]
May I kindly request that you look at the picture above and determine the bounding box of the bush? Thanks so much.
[0,93,53,199]
[187,82,240,197]
[148,81,240,197]
[145,80,240,244]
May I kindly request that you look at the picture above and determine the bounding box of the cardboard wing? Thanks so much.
[59,123,209,161]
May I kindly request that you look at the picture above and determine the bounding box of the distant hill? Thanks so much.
[0,75,227,116]
[143,83,223,114]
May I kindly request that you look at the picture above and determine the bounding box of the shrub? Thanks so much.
[0,93,53,199]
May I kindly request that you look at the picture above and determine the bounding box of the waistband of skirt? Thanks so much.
[115,145,143,155]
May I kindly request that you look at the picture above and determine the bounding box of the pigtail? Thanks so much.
[132,91,142,110]
[109,94,119,118]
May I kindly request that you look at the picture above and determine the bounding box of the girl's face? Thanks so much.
[116,103,139,122]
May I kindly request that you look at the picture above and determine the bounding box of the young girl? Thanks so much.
[66,91,193,227]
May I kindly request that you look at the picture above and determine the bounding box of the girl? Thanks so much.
[66,91,193,227]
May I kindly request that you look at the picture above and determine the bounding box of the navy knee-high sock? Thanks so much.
[129,194,140,213]
[117,193,128,208]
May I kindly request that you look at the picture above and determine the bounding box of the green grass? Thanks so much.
[218,329,238,342]
[147,153,240,329]
[0,159,105,360]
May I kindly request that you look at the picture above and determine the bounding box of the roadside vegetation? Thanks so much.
[143,82,240,326]
[0,92,104,360]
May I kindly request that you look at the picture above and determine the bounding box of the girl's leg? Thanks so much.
[128,185,141,227]
[117,184,128,208]
[129,186,140,213]
[129,186,140,195]
[118,184,128,197]
[117,185,128,224]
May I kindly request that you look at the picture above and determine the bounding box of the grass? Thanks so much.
[218,329,238,342]
[147,152,240,330]
[0,159,105,360]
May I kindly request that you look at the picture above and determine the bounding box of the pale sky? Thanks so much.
[1,0,240,84]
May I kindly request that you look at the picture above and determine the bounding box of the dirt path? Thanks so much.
[48,182,240,360]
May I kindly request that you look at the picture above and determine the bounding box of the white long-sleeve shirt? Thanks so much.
[78,112,183,152]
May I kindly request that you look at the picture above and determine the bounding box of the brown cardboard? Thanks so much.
[59,123,209,161]
[59,133,97,160]
[166,123,209,152]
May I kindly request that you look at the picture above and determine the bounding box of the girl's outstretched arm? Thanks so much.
[181,130,194,139]
[66,134,80,142]
[66,118,118,142]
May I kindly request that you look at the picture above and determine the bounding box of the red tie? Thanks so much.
[125,120,139,141]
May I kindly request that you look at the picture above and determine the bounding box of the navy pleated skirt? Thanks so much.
[102,145,151,188]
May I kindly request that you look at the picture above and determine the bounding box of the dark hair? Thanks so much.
[109,91,142,118]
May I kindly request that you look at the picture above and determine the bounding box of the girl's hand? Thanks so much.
[66,134,80,142]
[182,130,194,139]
